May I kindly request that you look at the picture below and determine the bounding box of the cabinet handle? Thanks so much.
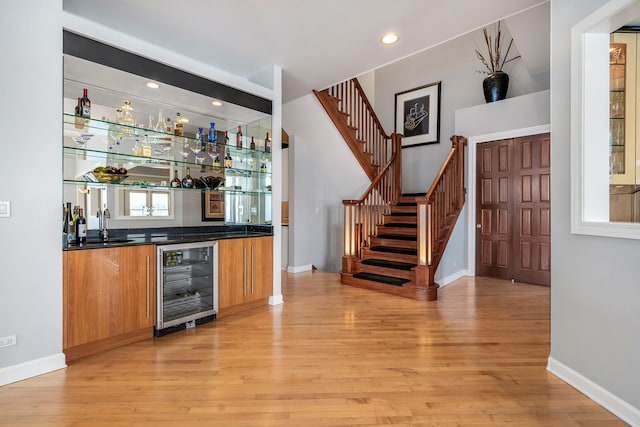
[243,246,247,296]
[146,255,150,319]
[251,245,255,294]
[147,255,150,319]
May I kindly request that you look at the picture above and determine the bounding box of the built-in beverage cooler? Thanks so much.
[155,241,218,336]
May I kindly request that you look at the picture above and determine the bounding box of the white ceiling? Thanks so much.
[63,0,547,103]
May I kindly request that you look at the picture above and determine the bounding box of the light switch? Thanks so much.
[0,201,10,218]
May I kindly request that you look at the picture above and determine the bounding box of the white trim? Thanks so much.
[547,357,640,426]
[287,264,313,273]
[570,0,640,240]
[0,353,66,386]
[269,294,284,306]
[466,124,551,276]
[436,269,468,288]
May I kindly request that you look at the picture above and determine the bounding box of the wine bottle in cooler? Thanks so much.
[75,208,87,246]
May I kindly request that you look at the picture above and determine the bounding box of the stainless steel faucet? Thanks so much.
[97,207,111,241]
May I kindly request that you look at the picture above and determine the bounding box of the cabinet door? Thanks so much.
[218,239,247,309]
[248,236,273,301]
[118,245,156,331]
[64,245,155,348]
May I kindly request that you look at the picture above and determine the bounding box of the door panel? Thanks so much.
[476,139,512,280]
[512,134,551,285]
[476,134,551,286]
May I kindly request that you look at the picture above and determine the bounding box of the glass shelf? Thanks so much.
[63,145,271,176]
[63,179,272,195]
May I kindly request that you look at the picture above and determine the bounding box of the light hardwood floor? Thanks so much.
[0,272,626,426]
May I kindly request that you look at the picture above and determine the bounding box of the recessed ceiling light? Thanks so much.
[381,32,399,45]
[146,82,160,89]
[212,101,222,106]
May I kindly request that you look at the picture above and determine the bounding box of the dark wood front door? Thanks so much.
[476,134,551,286]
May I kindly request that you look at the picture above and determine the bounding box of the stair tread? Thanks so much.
[352,272,409,287]
[361,258,416,271]
[376,234,417,241]
[397,202,417,206]
[383,223,417,228]
[390,212,416,217]
[370,246,418,255]
[402,193,424,197]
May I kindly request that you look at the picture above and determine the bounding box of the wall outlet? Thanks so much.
[0,334,16,348]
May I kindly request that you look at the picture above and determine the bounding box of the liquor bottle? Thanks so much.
[74,98,86,130]
[213,153,221,167]
[224,130,230,145]
[165,118,172,133]
[208,122,217,143]
[182,167,194,188]
[81,88,91,118]
[65,202,75,245]
[142,135,152,157]
[265,132,272,153]
[174,112,184,136]
[75,208,87,246]
[236,125,243,148]
[196,127,204,144]
[171,169,182,188]
[224,151,232,168]
[250,136,256,150]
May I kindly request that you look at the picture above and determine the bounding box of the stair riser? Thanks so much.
[391,206,417,214]
[355,263,414,280]
[375,226,417,236]
[369,237,417,249]
[383,215,416,224]
[341,274,437,301]
[361,247,418,264]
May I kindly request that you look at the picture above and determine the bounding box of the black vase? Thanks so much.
[482,71,509,103]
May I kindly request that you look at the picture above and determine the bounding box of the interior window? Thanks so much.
[122,189,172,218]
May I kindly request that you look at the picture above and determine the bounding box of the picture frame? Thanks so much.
[201,190,225,221]
[394,81,441,148]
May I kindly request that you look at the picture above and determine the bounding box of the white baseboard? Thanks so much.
[436,269,468,288]
[0,353,66,386]
[269,294,284,306]
[287,264,313,273]
[547,357,640,426]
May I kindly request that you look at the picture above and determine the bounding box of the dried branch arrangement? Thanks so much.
[475,21,521,74]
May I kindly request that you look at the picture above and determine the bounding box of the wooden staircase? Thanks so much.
[315,78,466,301]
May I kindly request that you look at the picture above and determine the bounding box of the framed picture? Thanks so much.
[394,81,441,148]
[201,190,224,221]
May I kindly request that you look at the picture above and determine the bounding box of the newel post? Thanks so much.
[342,201,358,274]
[414,196,433,288]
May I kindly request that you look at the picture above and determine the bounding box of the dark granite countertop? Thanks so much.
[64,225,273,251]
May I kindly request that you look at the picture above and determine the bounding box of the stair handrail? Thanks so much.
[317,78,393,178]
[342,134,402,274]
[415,135,467,285]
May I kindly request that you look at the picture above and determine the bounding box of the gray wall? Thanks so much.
[551,0,640,413]
[283,94,370,272]
[373,23,548,193]
[0,0,64,377]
